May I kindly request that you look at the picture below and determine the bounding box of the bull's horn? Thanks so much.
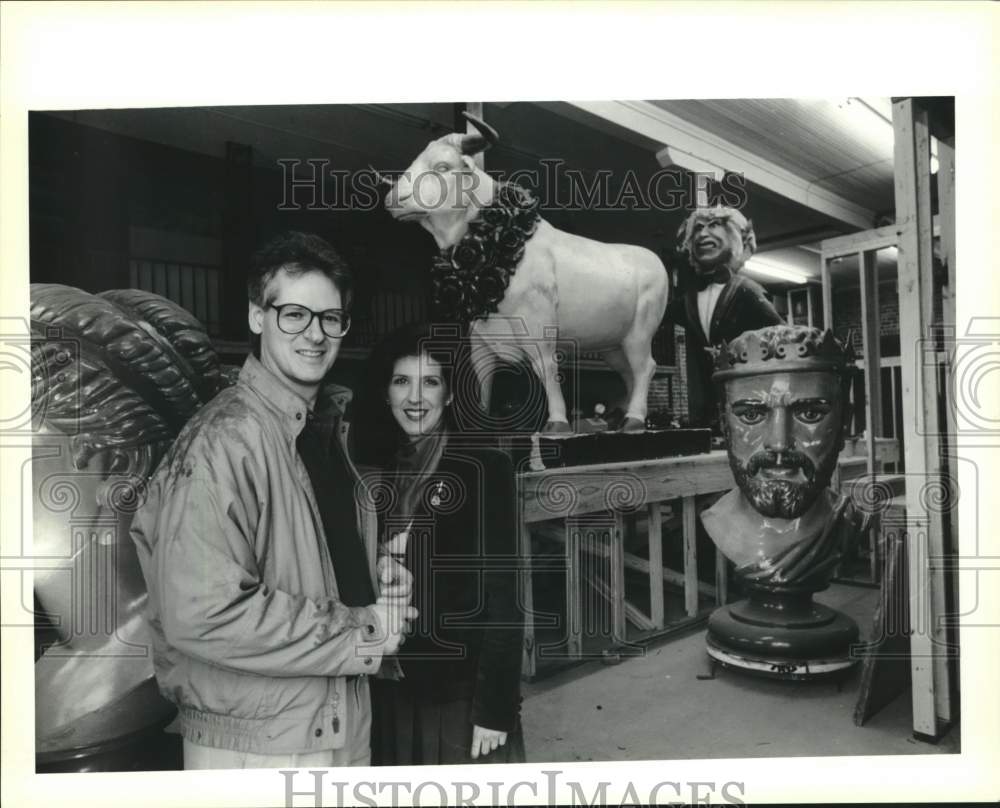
[459,111,500,156]
[368,164,394,187]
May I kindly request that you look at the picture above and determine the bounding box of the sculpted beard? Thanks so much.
[729,447,839,519]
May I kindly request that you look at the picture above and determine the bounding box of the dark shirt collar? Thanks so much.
[239,354,352,438]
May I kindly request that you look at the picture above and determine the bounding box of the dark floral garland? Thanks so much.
[431,182,541,326]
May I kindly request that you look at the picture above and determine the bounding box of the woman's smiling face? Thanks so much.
[388,353,451,438]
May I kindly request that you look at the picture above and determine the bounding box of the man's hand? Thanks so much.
[376,555,413,607]
[470,725,507,759]
[368,601,417,656]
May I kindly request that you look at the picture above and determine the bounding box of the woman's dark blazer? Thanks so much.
[385,443,524,733]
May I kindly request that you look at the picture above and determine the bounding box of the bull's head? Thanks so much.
[383,113,499,248]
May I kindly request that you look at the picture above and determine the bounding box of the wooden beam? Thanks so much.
[820,224,901,258]
[893,97,952,736]
[569,100,876,228]
[647,502,665,629]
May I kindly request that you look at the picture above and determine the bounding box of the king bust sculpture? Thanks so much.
[701,325,868,678]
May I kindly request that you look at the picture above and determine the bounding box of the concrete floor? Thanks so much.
[520,583,960,762]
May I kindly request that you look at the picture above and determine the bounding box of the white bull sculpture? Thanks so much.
[382,113,669,433]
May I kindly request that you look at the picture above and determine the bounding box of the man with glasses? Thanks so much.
[131,231,414,769]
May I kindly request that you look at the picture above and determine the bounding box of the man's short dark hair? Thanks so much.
[248,231,353,312]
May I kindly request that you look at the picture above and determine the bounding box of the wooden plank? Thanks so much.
[682,496,699,617]
[820,224,900,257]
[521,452,735,523]
[565,519,583,658]
[892,98,950,735]
[647,502,665,629]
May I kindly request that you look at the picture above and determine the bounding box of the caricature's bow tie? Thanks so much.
[694,266,733,291]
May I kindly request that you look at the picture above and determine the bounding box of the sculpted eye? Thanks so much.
[733,405,766,425]
[434,162,451,172]
[795,406,829,424]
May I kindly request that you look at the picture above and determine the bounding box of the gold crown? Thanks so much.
[712,326,854,381]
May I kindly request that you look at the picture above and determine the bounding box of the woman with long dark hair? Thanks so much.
[351,322,525,765]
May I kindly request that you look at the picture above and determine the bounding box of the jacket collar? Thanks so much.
[685,273,750,345]
[239,354,353,438]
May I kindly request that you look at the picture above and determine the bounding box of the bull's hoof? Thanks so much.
[542,420,573,435]
[620,417,646,432]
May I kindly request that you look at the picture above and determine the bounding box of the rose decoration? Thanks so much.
[431,182,541,327]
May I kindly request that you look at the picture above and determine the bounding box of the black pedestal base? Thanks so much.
[706,590,860,680]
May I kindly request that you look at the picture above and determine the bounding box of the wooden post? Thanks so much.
[647,502,665,629]
[806,284,815,328]
[936,137,959,550]
[858,249,883,477]
[611,512,627,643]
[785,290,794,325]
[892,98,952,737]
[821,256,833,332]
[682,497,699,617]
[519,519,536,680]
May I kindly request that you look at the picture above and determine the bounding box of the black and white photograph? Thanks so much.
[2,3,997,807]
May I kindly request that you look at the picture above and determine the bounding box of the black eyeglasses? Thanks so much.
[268,303,351,338]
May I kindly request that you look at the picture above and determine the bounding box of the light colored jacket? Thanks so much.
[131,355,392,754]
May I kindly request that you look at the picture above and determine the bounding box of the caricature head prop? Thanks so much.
[676,205,757,274]
[713,326,854,519]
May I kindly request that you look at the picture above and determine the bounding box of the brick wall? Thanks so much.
[832,279,901,356]
[647,326,689,420]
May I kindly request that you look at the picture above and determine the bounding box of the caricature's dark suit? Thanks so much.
[664,274,784,427]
